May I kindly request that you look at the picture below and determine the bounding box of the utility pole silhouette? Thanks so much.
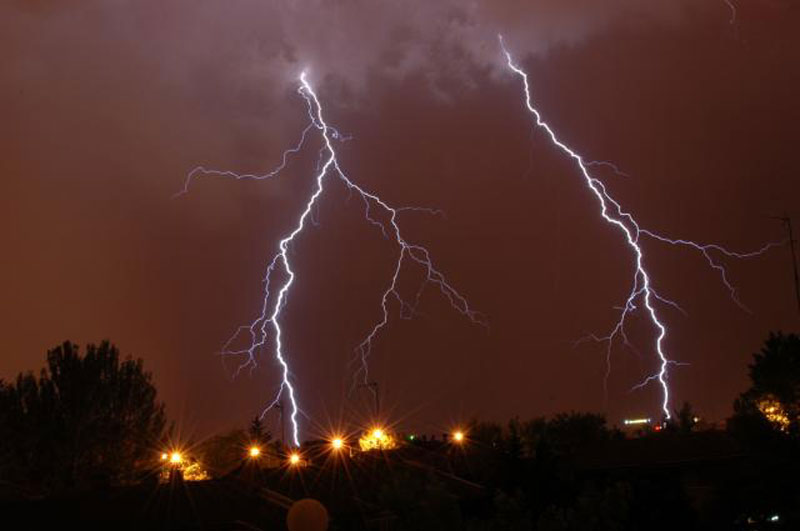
[359,381,380,418]
[271,401,286,448]
[776,216,800,315]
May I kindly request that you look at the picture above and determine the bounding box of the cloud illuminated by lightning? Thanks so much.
[500,36,780,419]
[180,72,481,446]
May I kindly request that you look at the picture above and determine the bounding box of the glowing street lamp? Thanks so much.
[289,452,301,466]
[452,430,465,443]
[330,437,344,451]
[359,426,397,451]
[169,451,183,464]
[160,452,168,461]
[249,446,261,458]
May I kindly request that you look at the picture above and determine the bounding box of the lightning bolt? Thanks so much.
[181,72,481,446]
[724,0,737,25]
[500,37,780,419]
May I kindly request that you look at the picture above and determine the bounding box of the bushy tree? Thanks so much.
[544,412,611,455]
[468,419,504,449]
[0,341,165,494]
[377,469,462,531]
[248,415,271,446]
[660,401,698,435]
[730,332,800,437]
[197,429,248,477]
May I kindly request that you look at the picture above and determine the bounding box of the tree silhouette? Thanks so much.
[731,332,800,437]
[543,412,611,455]
[665,401,697,435]
[248,415,271,445]
[0,341,165,493]
[197,429,248,477]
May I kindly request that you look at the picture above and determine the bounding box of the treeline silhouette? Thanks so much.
[0,341,165,495]
[0,333,798,529]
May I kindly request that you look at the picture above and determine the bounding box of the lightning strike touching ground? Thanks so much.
[500,37,779,419]
[181,72,481,446]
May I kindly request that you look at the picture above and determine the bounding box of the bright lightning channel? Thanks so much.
[500,37,779,419]
[180,72,481,446]
[724,0,737,25]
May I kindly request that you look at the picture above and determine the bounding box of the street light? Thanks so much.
[249,446,261,458]
[289,452,301,465]
[330,437,344,451]
[452,430,465,443]
[359,426,396,451]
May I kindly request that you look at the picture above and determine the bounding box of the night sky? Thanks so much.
[3,1,799,440]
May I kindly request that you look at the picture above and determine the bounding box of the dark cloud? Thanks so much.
[3,1,688,98]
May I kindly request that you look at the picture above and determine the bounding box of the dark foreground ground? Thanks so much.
[2,431,798,530]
